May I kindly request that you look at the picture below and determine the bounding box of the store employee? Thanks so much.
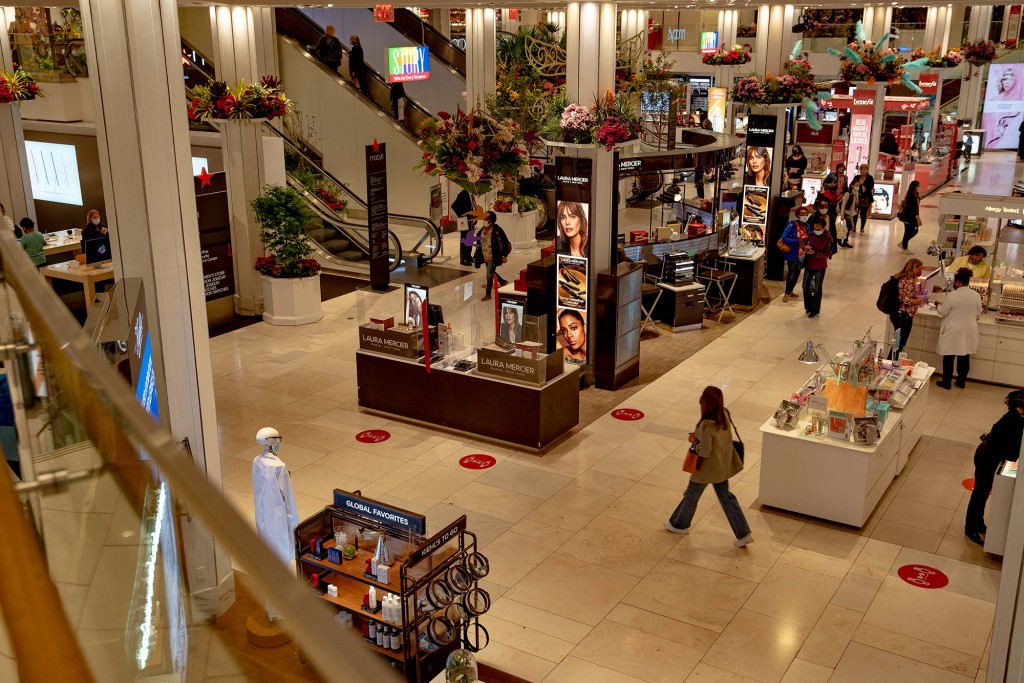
[949,245,991,282]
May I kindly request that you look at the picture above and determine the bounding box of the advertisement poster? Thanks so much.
[554,157,592,365]
[743,114,776,187]
[708,87,727,133]
[373,4,394,21]
[404,283,428,326]
[498,301,524,343]
[872,183,895,215]
[740,186,769,241]
[387,46,430,83]
[365,142,390,290]
[699,31,718,54]
[689,76,712,115]
[847,90,875,169]
[556,254,588,310]
[1008,6,1022,48]
[830,139,847,171]
[982,63,1024,149]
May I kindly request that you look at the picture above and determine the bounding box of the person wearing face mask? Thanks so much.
[949,245,991,282]
[813,197,838,255]
[853,164,875,232]
[935,267,983,390]
[780,207,809,302]
[890,258,924,357]
[802,214,833,318]
[82,209,108,241]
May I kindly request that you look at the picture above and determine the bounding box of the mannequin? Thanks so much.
[252,427,299,621]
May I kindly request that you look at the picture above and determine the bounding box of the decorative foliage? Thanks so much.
[417,107,542,196]
[485,68,559,134]
[910,47,963,69]
[544,90,643,149]
[962,39,997,66]
[701,45,752,66]
[828,22,929,92]
[250,185,320,279]
[314,184,348,213]
[493,195,538,213]
[559,103,596,142]
[188,75,292,123]
[730,43,830,130]
[0,70,42,103]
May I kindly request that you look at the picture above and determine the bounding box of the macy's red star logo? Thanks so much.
[372,138,381,152]
[196,166,213,188]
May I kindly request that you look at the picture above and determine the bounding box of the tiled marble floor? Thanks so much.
[211,153,1024,682]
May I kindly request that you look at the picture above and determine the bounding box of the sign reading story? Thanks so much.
[387,46,430,83]
[699,31,719,54]
[740,114,776,242]
[333,489,427,535]
[365,140,390,290]
[554,157,592,367]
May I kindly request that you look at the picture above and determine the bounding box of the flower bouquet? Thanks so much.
[314,183,348,213]
[731,44,829,128]
[416,106,542,195]
[544,90,642,149]
[962,39,997,66]
[910,47,963,69]
[254,254,321,278]
[559,103,595,143]
[701,45,752,66]
[188,75,292,123]
[0,70,42,103]
[829,22,929,91]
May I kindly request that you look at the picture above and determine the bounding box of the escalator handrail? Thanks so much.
[275,8,435,126]
[181,37,216,77]
[371,7,466,76]
[261,123,441,243]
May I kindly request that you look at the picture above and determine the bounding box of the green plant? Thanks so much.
[250,185,319,278]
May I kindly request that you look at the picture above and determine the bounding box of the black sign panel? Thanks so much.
[194,171,236,303]
[365,143,391,291]
[745,114,778,148]
[201,243,234,302]
[408,516,466,567]
[333,489,426,535]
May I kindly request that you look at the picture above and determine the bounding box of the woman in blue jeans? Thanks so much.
[780,206,809,302]
[802,214,833,318]
[665,386,753,547]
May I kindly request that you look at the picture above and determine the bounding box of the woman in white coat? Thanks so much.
[936,267,983,389]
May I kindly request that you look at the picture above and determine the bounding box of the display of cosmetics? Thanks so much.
[371,624,402,650]
[381,593,402,624]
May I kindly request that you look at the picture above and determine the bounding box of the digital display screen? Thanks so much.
[191,157,209,176]
[25,141,83,206]
[388,46,430,83]
[982,63,1024,149]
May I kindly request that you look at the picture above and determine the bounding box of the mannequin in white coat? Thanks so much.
[252,427,300,621]
[936,267,983,390]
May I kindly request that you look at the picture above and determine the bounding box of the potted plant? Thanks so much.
[250,185,324,325]
[0,69,42,103]
[187,75,292,123]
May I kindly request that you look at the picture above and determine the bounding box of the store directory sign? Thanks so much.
[365,142,390,290]
[388,46,430,83]
[554,157,592,367]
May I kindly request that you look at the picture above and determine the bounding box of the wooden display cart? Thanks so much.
[295,490,488,682]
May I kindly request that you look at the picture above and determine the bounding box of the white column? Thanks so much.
[923,7,939,50]
[567,2,616,104]
[465,8,495,110]
[939,5,953,52]
[961,5,993,126]
[0,7,35,225]
[429,9,452,39]
[753,5,796,77]
[867,7,892,43]
[79,0,233,614]
[548,11,566,39]
[718,10,738,49]
[210,6,278,316]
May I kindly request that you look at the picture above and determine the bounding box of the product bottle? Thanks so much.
[376,626,385,647]
[390,627,400,650]
[368,620,376,640]
[368,586,377,610]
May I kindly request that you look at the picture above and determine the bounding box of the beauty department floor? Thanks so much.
[211,155,1022,683]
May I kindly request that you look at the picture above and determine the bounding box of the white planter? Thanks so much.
[494,210,540,250]
[260,274,324,326]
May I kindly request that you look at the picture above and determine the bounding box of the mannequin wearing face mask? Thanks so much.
[252,427,299,621]
[801,214,833,318]
[82,210,108,241]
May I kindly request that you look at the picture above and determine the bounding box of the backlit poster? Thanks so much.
[700,32,718,54]
[554,157,592,366]
[982,63,1024,149]
[741,114,775,242]
[1007,6,1021,48]
[404,283,428,326]
[387,46,430,83]
[708,87,727,132]
[847,89,875,169]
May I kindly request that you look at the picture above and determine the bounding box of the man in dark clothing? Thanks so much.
[349,35,368,94]
[451,189,475,266]
[308,24,342,73]
[965,390,1024,544]
[390,82,406,121]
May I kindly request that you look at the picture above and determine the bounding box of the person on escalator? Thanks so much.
[308,24,342,73]
[390,81,406,121]
[349,35,368,94]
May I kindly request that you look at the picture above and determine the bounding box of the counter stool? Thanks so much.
[696,251,737,324]
[640,274,664,335]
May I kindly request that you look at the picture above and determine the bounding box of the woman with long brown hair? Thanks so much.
[890,257,924,358]
[556,201,589,257]
[665,386,753,547]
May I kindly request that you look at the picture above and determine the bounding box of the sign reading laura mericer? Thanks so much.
[358,324,422,358]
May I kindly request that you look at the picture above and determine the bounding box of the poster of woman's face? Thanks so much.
[499,302,524,344]
[743,146,772,187]
[404,283,428,326]
[983,63,1024,149]
[556,201,590,259]
[556,308,587,364]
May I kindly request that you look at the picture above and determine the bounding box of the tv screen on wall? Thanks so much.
[25,140,84,206]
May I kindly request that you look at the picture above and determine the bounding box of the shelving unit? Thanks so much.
[997,280,1024,325]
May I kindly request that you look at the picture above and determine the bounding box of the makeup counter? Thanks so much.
[758,337,933,526]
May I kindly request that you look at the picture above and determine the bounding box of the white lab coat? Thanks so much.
[252,451,300,620]
[935,286,983,357]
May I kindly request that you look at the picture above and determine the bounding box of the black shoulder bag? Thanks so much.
[727,411,745,463]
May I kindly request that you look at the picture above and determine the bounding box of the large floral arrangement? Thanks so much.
[0,70,42,103]
[417,107,541,195]
[249,186,320,279]
[910,47,963,69]
[702,45,751,66]
[732,45,829,130]
[962,39,997,66]
[559,103,595,142]
[485,69,559,134]
[188,75,292,123]
[829,22,928,91]
[544,90,642,149]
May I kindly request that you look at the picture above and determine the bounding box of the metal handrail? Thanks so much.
[0,232,398,681]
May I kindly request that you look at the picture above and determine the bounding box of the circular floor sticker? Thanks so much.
[459,454,497,470]
[355,429,391,444]
[897,564,949,589]
[611,408,645,421]
[963,478,975,491]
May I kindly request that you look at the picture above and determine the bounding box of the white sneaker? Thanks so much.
[664,521,689,535]
[734,534,754,547]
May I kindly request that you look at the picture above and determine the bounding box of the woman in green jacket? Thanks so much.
[665,386,753,547]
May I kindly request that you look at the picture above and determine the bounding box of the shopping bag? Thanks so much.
[682,448,699,474]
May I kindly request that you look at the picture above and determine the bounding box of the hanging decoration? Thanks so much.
[731,42,828,130]
[961,39,998,67]
[0,70,42,103]
[828,21,929,92]
[701,45,752,66]
[909,46,964,69]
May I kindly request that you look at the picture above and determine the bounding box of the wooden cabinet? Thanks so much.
[595,262,643,390]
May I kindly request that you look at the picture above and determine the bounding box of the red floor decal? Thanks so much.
[459,454,497,470]
[897,564,949,589]
[963,478,975,491]
[611,408,645,421]
[355,429,391,443]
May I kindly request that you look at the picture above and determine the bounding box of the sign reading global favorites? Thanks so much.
[554,156,592,367]
[387,46,430,83]
[333,489,427,535]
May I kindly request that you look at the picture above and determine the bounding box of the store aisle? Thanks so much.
[210,152,1022,682]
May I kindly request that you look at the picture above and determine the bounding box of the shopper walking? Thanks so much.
[854,164,875,233]
[664,386,753,547]
[838,177,860,248]
[802,214,833,318]
[348,35,368,94]
[308,24,342,73]
[897,180,922,251]
[473,211,510,301]
[964,389,1024,544]
[936,267,983,389]
[389,81,406,121]
[890,258,924,358]
[18,218,46,267]
[813,196,838,255]
[780,206,809,302]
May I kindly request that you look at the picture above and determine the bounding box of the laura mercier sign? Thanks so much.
[358,324,422,358]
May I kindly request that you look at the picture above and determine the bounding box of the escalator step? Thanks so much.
[324,239,350,253]
[339,250,366,262]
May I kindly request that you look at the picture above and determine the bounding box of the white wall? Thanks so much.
[302,8,466,116]
[178,7,215,62]
[279,36,434,217]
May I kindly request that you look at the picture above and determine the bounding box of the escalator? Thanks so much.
[367,7,465,76]
[275,8,434,137]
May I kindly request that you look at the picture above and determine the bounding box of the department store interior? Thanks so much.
[3,1,1024,682]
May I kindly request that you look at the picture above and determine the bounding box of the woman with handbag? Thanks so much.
[665,386,753,547]
[898,180,922,251]
[838,177,861,248]
[779,206,809,302]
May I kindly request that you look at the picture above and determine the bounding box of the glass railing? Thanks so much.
[0,231,398,681]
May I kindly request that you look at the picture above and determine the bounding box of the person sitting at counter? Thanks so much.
[949,246,991,282]
[18,218,46,268]
[82,209,108,241]
[936,268,983,390]
[964,389,1024,545]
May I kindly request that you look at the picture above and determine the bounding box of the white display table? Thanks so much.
[985,461,1017,556]
[758,368,933,527]
[905,307,1024,386]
